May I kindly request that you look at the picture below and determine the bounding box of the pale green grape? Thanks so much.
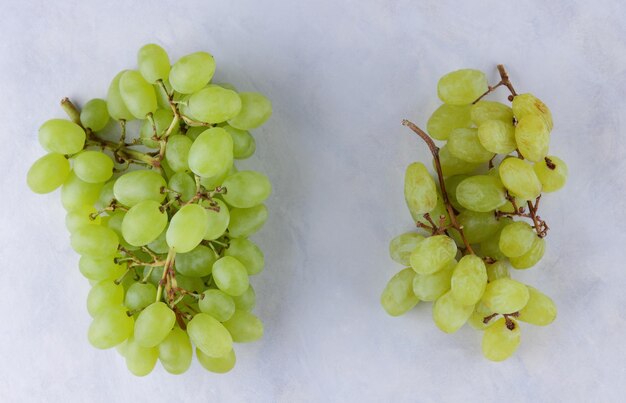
[137,43,170,84]
[481,278,529,313]
[224,238,264,275]
[486,261,510,282]
[510,237,545,269]
[106,210,138,251]
[61,171,103,211]
[147,227,169,254]
[166,204,208,253]
[212,256,249,296]
[404,162,437,217]
[471,101,513,126]
[498,158,542,200]
[96,179,116,210]
[410,235,457,275]
[197,348,236,373]
[456,210,500,243]
[158,327,192,375]
[199,162,235,190]
[468,302,495,330]
[450,255,487,306]
[204,199,230,240]
[482,317,521,361]
[447,128,495,163]
[415,193,451,227]
[380,268,419,316]
[188,86,242,123]
[125,336,159,376]
[228,204,268,238]
[167,172,196,202]
[515,115,550,162]
[113,170,167,207]
[187,313,233,357]
[106,71,135,121]
[227,92,272,130]
[143,266,163,286]
[87,280,125,316]
[437,69,488,105]
[222,171,271,208]
[444,175,468,212]
[199,289,236,322]
[80,99,110,131]
[119,70,158,119]
[79,256,126,281]
[188,127,233,178]
[175,245,216,277]
[165,134,192,172]
[88,306,134,349]
[176,274,206,294]
[499,221,536,258]
[70,225,119,257]
[477,120,516,154]
[479,230,506,261]
[186,126,206,141]
[518,286,557,326]
[222,125,256,159]
[533,156,567,192]
[73,151,114,184]
[426,104,472,140]
[512,93,553,130]
[140,108,176,148]
[456,175,506,212]
[27,153,70,194]
[232,285,256,311]
[121,200,168,246]
[38,119,86,154]
[412,260,454,301]
[389,232,424,266]
[169,52,216,94]
[222,310,263,343]
[124,282,157,311]
[134,301,176,347]
[432,290,473,333]
[439,145,480,176]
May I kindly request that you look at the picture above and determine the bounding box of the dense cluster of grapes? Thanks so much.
[27,44,272,375]
[382,65,567,361]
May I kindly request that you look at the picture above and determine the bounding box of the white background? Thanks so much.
[1,1,625,402]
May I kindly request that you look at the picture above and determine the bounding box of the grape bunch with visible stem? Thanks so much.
[27,44,273,375]
[382,65,566,361]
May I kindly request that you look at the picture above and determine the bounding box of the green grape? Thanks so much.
[447,128,495,163]
[113,170,167,207]
[389,232,425,267]
[222,310,263,343]
[482,317,521,361]
[142,266,163,286]
[204,199,230,240]
[533,156,567,192]
[437,69,488,105]
[515,115,550,162]
[177,274,206,295]
[188,86,242,123]
[106,71,135,121]
[456,175,506,212]
[38,119,86,155]
[477,120,516,154]
[119,70,158,119]
[227,92,272,130]
[166,204,208,253]
[87,280,125,316]
[212,256,249,296]
[221,125,256,159]
[199,162,236,190]
[80,99,110,131]
[199,289,236,322]
[165,134,192,173]
[167,172,196,202]
[228,204,268,238]
[479,230,506,261]
[106,210,138,251]
[380,268,419,316]
[450,255,487,306]
[169,52,216,94]
[485,261,510,282]
[412,260,454,301]
[79,256,126,281]
[88,305,134,349]
[124,336,159,376]
[468,302,495,330]
[222,171,271,208]
[122,200,168,246]
[444,175,468,212]
[73,151,114,184]
[512,93,553,130]
[410,235,457,275]
[147,227,169,254]
[137,43,171,84]
[518,286,557,326]
[499,221,536,258]
[134,301,176,347]
[175,245,216,277]
[187,127,234,178]
[404,162,437,217]
[456,210,500,243]
[140,108,176,148]
[415,193,451,227]
[470,101,513,126]
[96,179,116,210]
[185,126,205,141]
[61,171,103,211]
[498,158,542,200]
[432,290,473,333]
[124,282,157,311]
[27,153,70,194]
[196,348,236,374]
[70,225,119,257]
[224,238,264,275]
[481,278,529,313]
[426,104,472,140]
[510,237,545,269]
[187,313,233,357]
[232,285,256,311]
[158,327,193,375]
[439,145,480,176]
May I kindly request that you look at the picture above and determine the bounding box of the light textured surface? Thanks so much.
[1,0,625,402]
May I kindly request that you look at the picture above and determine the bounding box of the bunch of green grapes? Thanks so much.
[27,44,272,375]
[382,66,567,361]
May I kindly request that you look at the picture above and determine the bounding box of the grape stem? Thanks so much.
[471,64,518,104]
[156,248,177,303]
[402,120,475,254]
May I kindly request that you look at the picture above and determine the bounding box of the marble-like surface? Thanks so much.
[1,0,625,402]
